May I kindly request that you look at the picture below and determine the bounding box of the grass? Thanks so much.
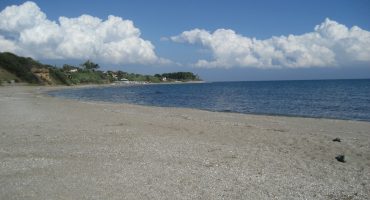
[0,68,19,82]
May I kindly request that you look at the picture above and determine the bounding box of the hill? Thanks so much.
[0,52,45,84]
[0,52,201,86]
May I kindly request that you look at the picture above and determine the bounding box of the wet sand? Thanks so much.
[1,86,369,199]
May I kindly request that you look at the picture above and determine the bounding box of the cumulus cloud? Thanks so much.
[0,1,169,65]
[170,19,370,68]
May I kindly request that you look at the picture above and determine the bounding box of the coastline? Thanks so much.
[1,86,370,199]
[42,80,206,92]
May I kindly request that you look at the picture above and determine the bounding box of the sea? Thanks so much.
[48,79,370,122]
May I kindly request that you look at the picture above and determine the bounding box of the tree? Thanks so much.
[116,70,127,80]
[81,60,99,71]
[161,72,198,81]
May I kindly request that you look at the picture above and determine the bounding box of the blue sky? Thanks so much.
[0,0,370,81]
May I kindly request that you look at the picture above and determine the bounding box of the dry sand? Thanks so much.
[0,86,369,199]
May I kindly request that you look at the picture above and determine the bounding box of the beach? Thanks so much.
[1,86,369,199]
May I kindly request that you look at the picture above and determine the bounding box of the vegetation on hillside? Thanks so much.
[0,52,42,84]
[0,52,201,86]
[156,72,200,81]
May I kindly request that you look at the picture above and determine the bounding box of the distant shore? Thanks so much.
[1,86,369,199]
[36,80,207,94]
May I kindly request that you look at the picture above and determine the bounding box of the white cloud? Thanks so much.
[170,18,370,68]
[0,1,169,65]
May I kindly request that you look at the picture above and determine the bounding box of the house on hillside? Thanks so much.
[106,71,118,80]
[120,78,129,83]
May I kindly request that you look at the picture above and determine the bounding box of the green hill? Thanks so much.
[0,52,43,84]
[0,52,106,85]
[0,52,201,86]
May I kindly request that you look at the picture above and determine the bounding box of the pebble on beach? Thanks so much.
[335,155,346,163]
[333,138,341,142]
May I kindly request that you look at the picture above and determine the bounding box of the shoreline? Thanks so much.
[1,86,370,199]
[32,80,206,93]
[43,84,370,123]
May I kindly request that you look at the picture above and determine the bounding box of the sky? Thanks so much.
[0,0,370,81]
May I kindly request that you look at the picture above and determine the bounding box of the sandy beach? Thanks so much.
[0,86,369,199]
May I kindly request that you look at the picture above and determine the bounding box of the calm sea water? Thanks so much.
[48,79,370,122]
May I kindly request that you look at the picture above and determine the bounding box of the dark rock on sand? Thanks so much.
[333,138,341,142]
[335,155,346,163]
